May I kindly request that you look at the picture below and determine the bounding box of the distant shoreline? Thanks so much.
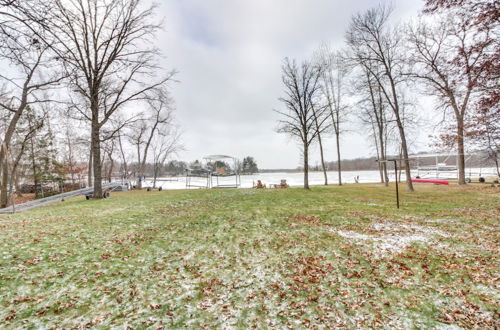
[257,167,497,175]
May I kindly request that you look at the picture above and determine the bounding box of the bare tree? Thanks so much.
[275,58,328,189]
[12,0,176,198]
[355,65,392,185]
[311,100,330,185]
[346,5,414,191]
[0,6,64,207]
[407,14,495,184]
[101,138,116,183]
[316,46,349,185]
[3,107,44,204]
[128,89,174,189]
[117,132,130,180]
[151,126,182,189]
[60,122,88,188]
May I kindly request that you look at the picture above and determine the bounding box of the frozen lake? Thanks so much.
[143,167,497,190]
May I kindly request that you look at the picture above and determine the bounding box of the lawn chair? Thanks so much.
[253,180,266,189]
[278,179,289,188]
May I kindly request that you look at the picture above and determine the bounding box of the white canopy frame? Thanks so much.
[185,155,241,189]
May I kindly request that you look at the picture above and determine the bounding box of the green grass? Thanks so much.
[0,184,498,328]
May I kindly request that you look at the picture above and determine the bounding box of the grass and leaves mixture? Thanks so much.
[0,184,498,328]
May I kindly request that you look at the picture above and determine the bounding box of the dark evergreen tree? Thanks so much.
[242,156,258,174]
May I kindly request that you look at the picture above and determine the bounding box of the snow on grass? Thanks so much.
[0,186,498,328]
[332,221,453,257]
[336,229,430,256]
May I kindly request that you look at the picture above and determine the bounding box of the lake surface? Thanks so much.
[145,167,497,190]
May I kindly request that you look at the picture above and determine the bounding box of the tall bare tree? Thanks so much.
[117,131,130,180]
[128,89,174,189]
[275,58,328,190]
[151,126,182,189]
[311,100,330,185]
[407,13,496,184]
[11,0,176,198]
[2,106,44,205]
[0,4,64,207]
[355,65,391,185]
[316,47,349,185]
[346,5,414,191]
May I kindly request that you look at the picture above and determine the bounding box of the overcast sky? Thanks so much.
[159,0,428,169]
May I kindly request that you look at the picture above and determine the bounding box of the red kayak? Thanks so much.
[412,179,449,185]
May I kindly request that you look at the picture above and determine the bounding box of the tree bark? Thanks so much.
[371,120,384,183]
[456,119,466,184]
[378,126,389,187]
[118,134,128,180]
[377,86,389,186]
[318,134,328,185]
[494,157,500,178]
[87,141,93,188]
[66,133,76,185]
[91,115,103,199]
[387,75,414,192]
[0,160,9,208]
[14,171,22,197]
[136,143,143,190]
[335,131,342,185]
[0,104,26,208]
[303,142,310,190]
[30,136,40,198]
[396,121,413,191]
[312,108,328,185]
[107,154,114,183]
[153,164,159,189]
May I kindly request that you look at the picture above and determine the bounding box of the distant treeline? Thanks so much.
[261,152,498,173]
[133,156,259,177]
[113,152,498,179]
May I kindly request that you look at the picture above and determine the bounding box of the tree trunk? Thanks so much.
[118,134,128,179]
[108,155,114,183]
[14,171,22,197]
[29,135,41,199]
[378,127,389,187]
[0,160,8,208]
[311,104,328,186]
[335,131,342,185]
[494,157,499,178]
[317,132,328,185]
[372,127,384,184]
[136,144,143,190]
[88,141,93,187]
[0,106,26,207]
[377,162,384,183]
[153,164,158,188]
[456,119,466,185]
[382,162,389,186]
[303,142,309,190]
[67,134,76,185]
[9,153,24,199]
[91,117,103,199]
[396,121,414,191]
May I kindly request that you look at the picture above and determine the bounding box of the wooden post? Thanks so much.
[393,159,399,209]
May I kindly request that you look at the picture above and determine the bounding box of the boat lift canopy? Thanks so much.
[185,155,241,189]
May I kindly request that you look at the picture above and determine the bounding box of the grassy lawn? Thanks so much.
[0,184,498,328]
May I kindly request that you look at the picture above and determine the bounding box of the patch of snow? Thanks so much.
[423,218,458,224]
[336,229,429,256]
[333,222,454,256]
[371,222,452,237]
